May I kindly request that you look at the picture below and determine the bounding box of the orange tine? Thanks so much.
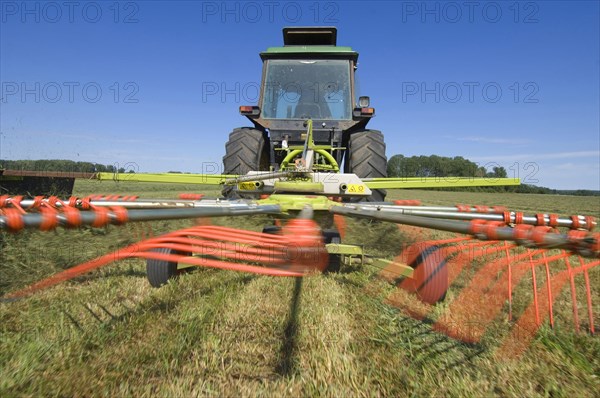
[564,253,580,333]
[542,252,554,328]
[527,249,541,326]
[579,256,595,334]
[503,241,513,321]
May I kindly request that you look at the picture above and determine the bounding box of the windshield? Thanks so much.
[261,59,352,120]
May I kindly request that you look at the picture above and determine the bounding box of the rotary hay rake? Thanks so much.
[1,188,598,357]
[1,122,599,358]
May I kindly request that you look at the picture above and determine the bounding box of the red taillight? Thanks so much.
[361,107,374,115]
[239,106,260,116]
[352,107,375,118]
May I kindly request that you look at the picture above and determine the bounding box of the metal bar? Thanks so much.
[314,149,339,172]
[96,172,234,185]
[0,205,282,230]
[331,206,599,258]
[5,198,260,210]
[11,198,194,209]
[363,177,520,189]
[362,204,516,213]
[2,170,520,189]
[333,206,474,234]
[302,119,314,168]
[355,204,503,212]
[280,149,304,170]
[326,243,364,255]
[298,206,314,219]
[223,171,294,185]
[347,205,595,229]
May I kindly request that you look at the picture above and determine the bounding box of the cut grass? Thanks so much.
[0,181,599,396]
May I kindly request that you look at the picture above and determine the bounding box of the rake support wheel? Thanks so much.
[408,245,448,304]
[323,229,342,273]
[146,247,186,287]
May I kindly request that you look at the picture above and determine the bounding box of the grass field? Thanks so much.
[1,181,599,396]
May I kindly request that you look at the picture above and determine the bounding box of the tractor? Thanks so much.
[223,27,387,201]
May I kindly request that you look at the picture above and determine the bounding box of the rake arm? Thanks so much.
[331,206,599,258]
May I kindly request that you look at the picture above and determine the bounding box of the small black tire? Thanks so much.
[323,229,342,273]
[222,127,270,198]
[146,248,185,288]
[409,245,448,304]
[262,225,282,235]
[344,130,387,202]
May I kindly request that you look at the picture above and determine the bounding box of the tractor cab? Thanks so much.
[261,58,351,121]
[262,27,353,123]
[226,27,387,201]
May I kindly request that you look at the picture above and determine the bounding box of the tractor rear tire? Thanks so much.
[146,247,187,288]
[222,128,270,198]
[344,130,387,202]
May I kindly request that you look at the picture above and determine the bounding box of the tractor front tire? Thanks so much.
[345,130,387,202]
[222,128,270,198]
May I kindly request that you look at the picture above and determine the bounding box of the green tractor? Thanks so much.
[223,27,387,201]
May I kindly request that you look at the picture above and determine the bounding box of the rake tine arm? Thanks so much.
[4,197,266,210]
[331,207,599,258]
[332,206,472,233]
[0,205,282,231]
[349,204,596,230]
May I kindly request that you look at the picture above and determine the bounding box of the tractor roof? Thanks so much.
[283,27,337,45]
[260,26,359,61]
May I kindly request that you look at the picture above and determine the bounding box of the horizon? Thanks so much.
[2,157,599,194]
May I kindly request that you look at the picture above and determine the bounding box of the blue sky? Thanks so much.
[1,0,599,190]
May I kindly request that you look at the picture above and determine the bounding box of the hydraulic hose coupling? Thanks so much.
[281,218,329,273]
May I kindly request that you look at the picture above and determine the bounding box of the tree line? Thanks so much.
[1,157,597,196]
[388,154,509,179]
[0,159,131,174]
[387,154,599,196]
